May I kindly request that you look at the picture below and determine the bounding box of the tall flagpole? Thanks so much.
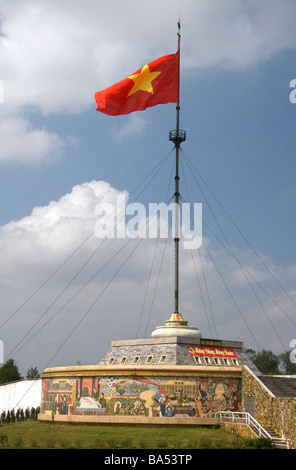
[151,22,201,337]
[169,21,186,318]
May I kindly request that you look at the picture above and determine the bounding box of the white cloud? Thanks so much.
[116,115,146,140]
[0,180,123,266]
[181,0,296,70]
[0,115,64,164]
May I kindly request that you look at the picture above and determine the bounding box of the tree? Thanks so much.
[245,348,256,362]
[26,367,40,379]
[0,358,23,385]
[246,349,280,374]
[279,351,296,375]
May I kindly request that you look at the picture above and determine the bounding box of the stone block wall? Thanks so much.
[221,422,258,440]
[242,366,296,448]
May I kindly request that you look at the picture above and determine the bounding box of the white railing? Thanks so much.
[214,411,272,439]
[202,411,290,448]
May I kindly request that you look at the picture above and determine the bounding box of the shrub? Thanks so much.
[0,434,8,446]
[248,437,273,449]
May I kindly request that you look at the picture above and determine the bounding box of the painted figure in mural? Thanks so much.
[82,381,90,397]
[92,388,99,401]
[152,390,168,417]
[134,400,143,415]
[114,401,121,414]
[99,393,107,408]
[152,406,158,417]
[167,406,173,417]
[159,397,167,417]
[193,390,203,417]
[215,383,226,401]
[62,395,67,414]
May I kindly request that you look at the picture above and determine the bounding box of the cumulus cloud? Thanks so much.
[0,180,123,272]
[0,180,295,374]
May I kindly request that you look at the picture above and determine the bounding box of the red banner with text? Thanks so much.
[187,345,237,359]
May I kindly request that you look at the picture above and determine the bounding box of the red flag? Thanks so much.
[95,51,179,116]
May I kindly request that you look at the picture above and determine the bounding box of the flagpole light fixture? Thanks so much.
[169,129,186,146]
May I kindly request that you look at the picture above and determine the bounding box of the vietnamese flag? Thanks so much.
[95,51,179,116]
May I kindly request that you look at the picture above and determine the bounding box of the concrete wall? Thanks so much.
[242,366,296,448]
[0,379,42,414]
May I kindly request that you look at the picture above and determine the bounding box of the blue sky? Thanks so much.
[0,0,296,375]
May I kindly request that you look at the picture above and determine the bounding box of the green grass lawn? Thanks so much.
[0,421,273,449]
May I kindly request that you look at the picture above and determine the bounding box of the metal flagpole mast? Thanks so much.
[152,22,201,337]
[174,23,181,315]
[169,21,186,316]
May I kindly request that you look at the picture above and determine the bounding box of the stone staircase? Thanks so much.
[264,426,289,449]
[256,374,296,448]
[213,411,290,449]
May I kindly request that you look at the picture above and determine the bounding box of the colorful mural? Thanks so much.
[41,375,242,418]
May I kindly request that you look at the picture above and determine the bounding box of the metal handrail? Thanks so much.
[201,410,290,448]
[215,411,272,439]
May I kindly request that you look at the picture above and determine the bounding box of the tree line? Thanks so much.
[0,359,40,385]
[245,348,296,375]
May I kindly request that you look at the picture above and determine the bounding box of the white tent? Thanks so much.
[0,379,42,414]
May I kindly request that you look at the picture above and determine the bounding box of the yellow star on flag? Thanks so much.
[127,64,161,97]
[95,50,179,115]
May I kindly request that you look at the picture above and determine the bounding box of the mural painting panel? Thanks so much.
[41,375,241,417]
